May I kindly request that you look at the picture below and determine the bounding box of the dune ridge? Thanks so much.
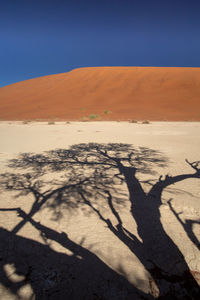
[0,67,200,121]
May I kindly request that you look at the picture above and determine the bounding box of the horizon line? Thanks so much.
[1,65,200,88]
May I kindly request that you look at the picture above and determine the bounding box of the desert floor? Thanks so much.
[0,121,199,299]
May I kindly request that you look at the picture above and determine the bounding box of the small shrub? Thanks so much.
[22,120,31,124]
[104,109,109,115]
[142,120,150,124]
[129,119,138,123]
[89,114,97,119]
[48,121,55,125]
[88,114,101,120]
[66,121,71,124]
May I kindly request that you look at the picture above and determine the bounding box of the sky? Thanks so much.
[1,0,200,87]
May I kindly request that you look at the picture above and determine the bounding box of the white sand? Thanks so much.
[0,121,199,298]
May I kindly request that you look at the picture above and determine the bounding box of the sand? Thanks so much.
[0,121,199,299]
[0,67,200,121]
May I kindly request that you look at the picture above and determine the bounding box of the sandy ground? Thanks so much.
[0,121,199,299]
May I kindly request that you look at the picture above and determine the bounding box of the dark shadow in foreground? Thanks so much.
[0,143,199,299]
[0,224,150,300]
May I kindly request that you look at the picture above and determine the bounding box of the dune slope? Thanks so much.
[0,67,200,121]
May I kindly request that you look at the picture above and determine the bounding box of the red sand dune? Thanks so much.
[0,67,200,121]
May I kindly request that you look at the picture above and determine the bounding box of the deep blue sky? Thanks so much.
[1,0,200,87]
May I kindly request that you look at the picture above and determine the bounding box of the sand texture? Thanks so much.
[0,67,200,121]
[0,121,199,299]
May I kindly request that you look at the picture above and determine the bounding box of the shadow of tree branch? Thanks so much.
[0,143,199,299]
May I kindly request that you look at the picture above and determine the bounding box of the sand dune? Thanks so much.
[0,67,200,121]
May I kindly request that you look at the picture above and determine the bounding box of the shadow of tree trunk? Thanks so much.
[0,143,199,299]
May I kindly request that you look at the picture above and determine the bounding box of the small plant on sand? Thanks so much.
[48,121,55,125]
[66,121,71,124]
[22,120,31,124]
[104,109,109,115]
[88,114,101,120]
[142,120,150,124]
[129,119,138,123]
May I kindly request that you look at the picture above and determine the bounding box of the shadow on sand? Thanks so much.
[0,143,199,299]
[0,224,146,300]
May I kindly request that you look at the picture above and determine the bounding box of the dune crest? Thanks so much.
[0,67,200,121]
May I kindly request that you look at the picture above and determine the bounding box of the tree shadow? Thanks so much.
[168,198,200,250]
[0,223,147,300]
[0,143,200,299]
